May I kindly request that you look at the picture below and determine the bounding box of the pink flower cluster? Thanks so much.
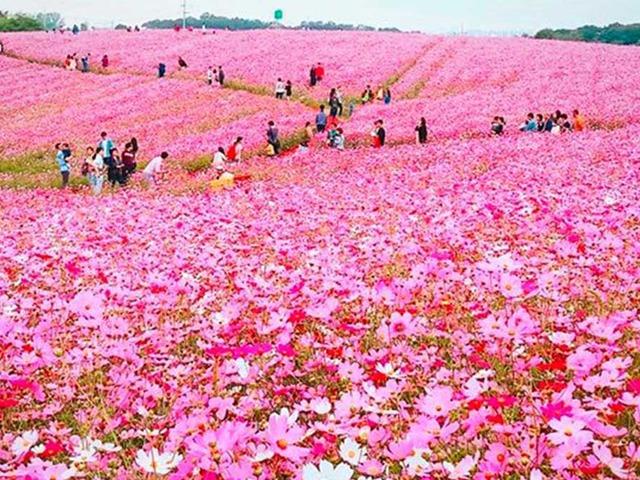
[1,121,640,477]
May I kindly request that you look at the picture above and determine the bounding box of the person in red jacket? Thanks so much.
[226,137,243,163]
[316,63,325,82]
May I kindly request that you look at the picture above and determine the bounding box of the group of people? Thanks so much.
[55,133,146,193]
[309,63,326,87]
[275,78,293,99]
[206,66,226,86]
[361,85,392,105]
[62,53,109,72]
[492,109,586,136]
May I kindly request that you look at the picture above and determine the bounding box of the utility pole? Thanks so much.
[181,0,188,28]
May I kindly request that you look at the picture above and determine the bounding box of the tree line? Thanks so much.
[0,11,66,32]
[141,13,400,32]
[535,23,640,45]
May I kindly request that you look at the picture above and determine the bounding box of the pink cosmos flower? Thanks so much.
[548,416,593,447]
[264,412,309,462]
[499,273,523,298]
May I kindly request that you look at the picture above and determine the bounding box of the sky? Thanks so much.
[4,0,640,33]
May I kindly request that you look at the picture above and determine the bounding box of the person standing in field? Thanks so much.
[383,88,392,105]
[91,147,106,195]
[98,131,115,165]
[309,65,317,87]
[573,109,586,132]
[81,54,90,73]
[109,148,124,187]
[371,120,386,148]
[227,137,243,163]
[158,63,166,78]
[316,105,328,133]
[82,147,95,183]
[335,86,344,116]
[178,56,188,70]
[329,89,339,118]
[218,66,225,86]
[101,54,109,69]
[267,121,280,156]
[285,80,293,100]
[316,63,325,82]
[415,117,428,145]
[121,143,137,183]
[143,151,169,186]
[275,78,286,99]
[206,66,213,85]
[212,147,227,179]
[55,143,71,188]
[305,121,314,144]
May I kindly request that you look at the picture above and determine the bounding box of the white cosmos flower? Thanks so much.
[375,362,401,378]
[405,451,432,476]
[311,398,332,415]
[135,448,183,475]
[91,439,122,453]
[339,437,366,466]
[11,430,39,456]
[71,444,98,464]
[252,444,274,462]
[235,358,250,379]
[302,460,354,480]
[31,444,45,455]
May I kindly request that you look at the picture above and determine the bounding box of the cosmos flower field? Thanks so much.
[1,29,640,479]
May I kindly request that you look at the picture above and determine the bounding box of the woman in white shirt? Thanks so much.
[212,147,227,178]
[275,78,286,99]
[91,147,106,195]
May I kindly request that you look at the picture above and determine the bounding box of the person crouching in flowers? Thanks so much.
[143,151,169,186]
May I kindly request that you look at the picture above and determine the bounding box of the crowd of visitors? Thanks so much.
[45,48,590,190]
[493,109,586,136]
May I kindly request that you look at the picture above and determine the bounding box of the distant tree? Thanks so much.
[0,13,43,32]
[115,24,129,30]
[80,22,89,31]
[36,12,64,30]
